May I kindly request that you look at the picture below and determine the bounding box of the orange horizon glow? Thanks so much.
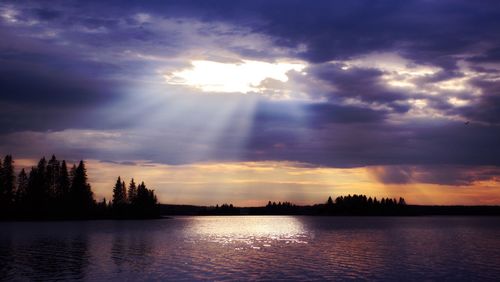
[11,158,500,206]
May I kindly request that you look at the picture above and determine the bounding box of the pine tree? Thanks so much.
[34,157,49,206]
[398,197,406,206]
[128,178,137,204]
[70,164,77,184]
[46,155,60,199]
[327,196,334,206]
[70,160,94,214]
[16,168,28,203]
[122,180,127,203]
[58,160,70,202]
[112,176,126,206]
[135,182,158,210]
[1,155,16,205]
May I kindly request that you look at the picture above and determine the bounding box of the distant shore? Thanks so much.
[2,205,500,221]
[159,204,500,216]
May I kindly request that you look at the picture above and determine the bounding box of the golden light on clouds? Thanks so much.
[97,161,500,206]
[14,159,500,206]
[165,60,306,94]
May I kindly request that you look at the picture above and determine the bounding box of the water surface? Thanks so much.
[1,216,500,280]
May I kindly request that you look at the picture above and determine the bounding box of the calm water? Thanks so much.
[1,216,500,281]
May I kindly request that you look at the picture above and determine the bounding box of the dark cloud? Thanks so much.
[113,0,500,67]
[305,103,387,125]
[0,55,124,133]
[245,106,500,168]
[310,64,409,110]
[462,79,500,124]
[468,47,500,63]
[0,70,118,106]
[32,8,62,21]
[370,165,500,186]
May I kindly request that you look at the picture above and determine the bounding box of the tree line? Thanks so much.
[110,176,159,218]
[322,194,407,215]
[0,155,159,220]
[262,195,406,215]
[161,195,409,216]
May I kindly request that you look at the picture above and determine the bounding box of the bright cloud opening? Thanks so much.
[165,60,306,94]
[448,97,469,107]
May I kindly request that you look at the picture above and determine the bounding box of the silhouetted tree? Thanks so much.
[47,155,60,199]
[398,197,406,206]
[69,161,94,215]
[122,180,127,203]
[327,196,334,206]
[134,181,158,215]
[1,155,15,206]
[112,177,126,206]
[58,160,70,202]
[26,157,50,211]
[0,155,165,219]
[70,164,77,184]
[128,178,137,204]
[324,194,407,215]
[135,182,157,207]
[16,168,28,203]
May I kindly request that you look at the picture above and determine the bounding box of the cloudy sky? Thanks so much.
[1,0,500,205]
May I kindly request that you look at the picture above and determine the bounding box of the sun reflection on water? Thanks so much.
[183,216,310,249]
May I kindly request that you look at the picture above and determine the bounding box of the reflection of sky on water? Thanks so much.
[183,216,310,248]
[2,217,500,280]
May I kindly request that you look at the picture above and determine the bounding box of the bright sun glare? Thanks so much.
[165,60,306,93]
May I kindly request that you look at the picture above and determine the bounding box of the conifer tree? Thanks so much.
[122,180,127,203]
[47,155,60,199]
[1,155,16,204]
[128,178,137,204]
[70,164,77,184]
[34,157,49,205]
[58,160,70,201]
[70,160,94,213]
[327,196,334,206]
[112,176,126,206]
[16,168,28,203]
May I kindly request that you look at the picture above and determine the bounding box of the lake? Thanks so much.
[1,216,500,281]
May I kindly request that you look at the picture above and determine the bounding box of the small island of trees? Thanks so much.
[0,155,159,220]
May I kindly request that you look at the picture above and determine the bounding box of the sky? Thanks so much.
[1,0,500,205]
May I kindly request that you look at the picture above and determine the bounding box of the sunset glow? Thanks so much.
[1,0,499,206]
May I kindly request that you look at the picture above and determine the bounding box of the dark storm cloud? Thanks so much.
[110,0,500,66]
[246,103,500,168]
[0,54,124,133]
[32,8,61,21]
[305,103,387,125]
[7,0,500,66]
[309,63,410,111]
[461,79,500,124]
[0,70,117,106]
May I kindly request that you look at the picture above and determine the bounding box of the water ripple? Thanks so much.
[1,216,500,280]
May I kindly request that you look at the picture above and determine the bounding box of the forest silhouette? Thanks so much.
[0,155,159,220]
[2,154,499,220]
